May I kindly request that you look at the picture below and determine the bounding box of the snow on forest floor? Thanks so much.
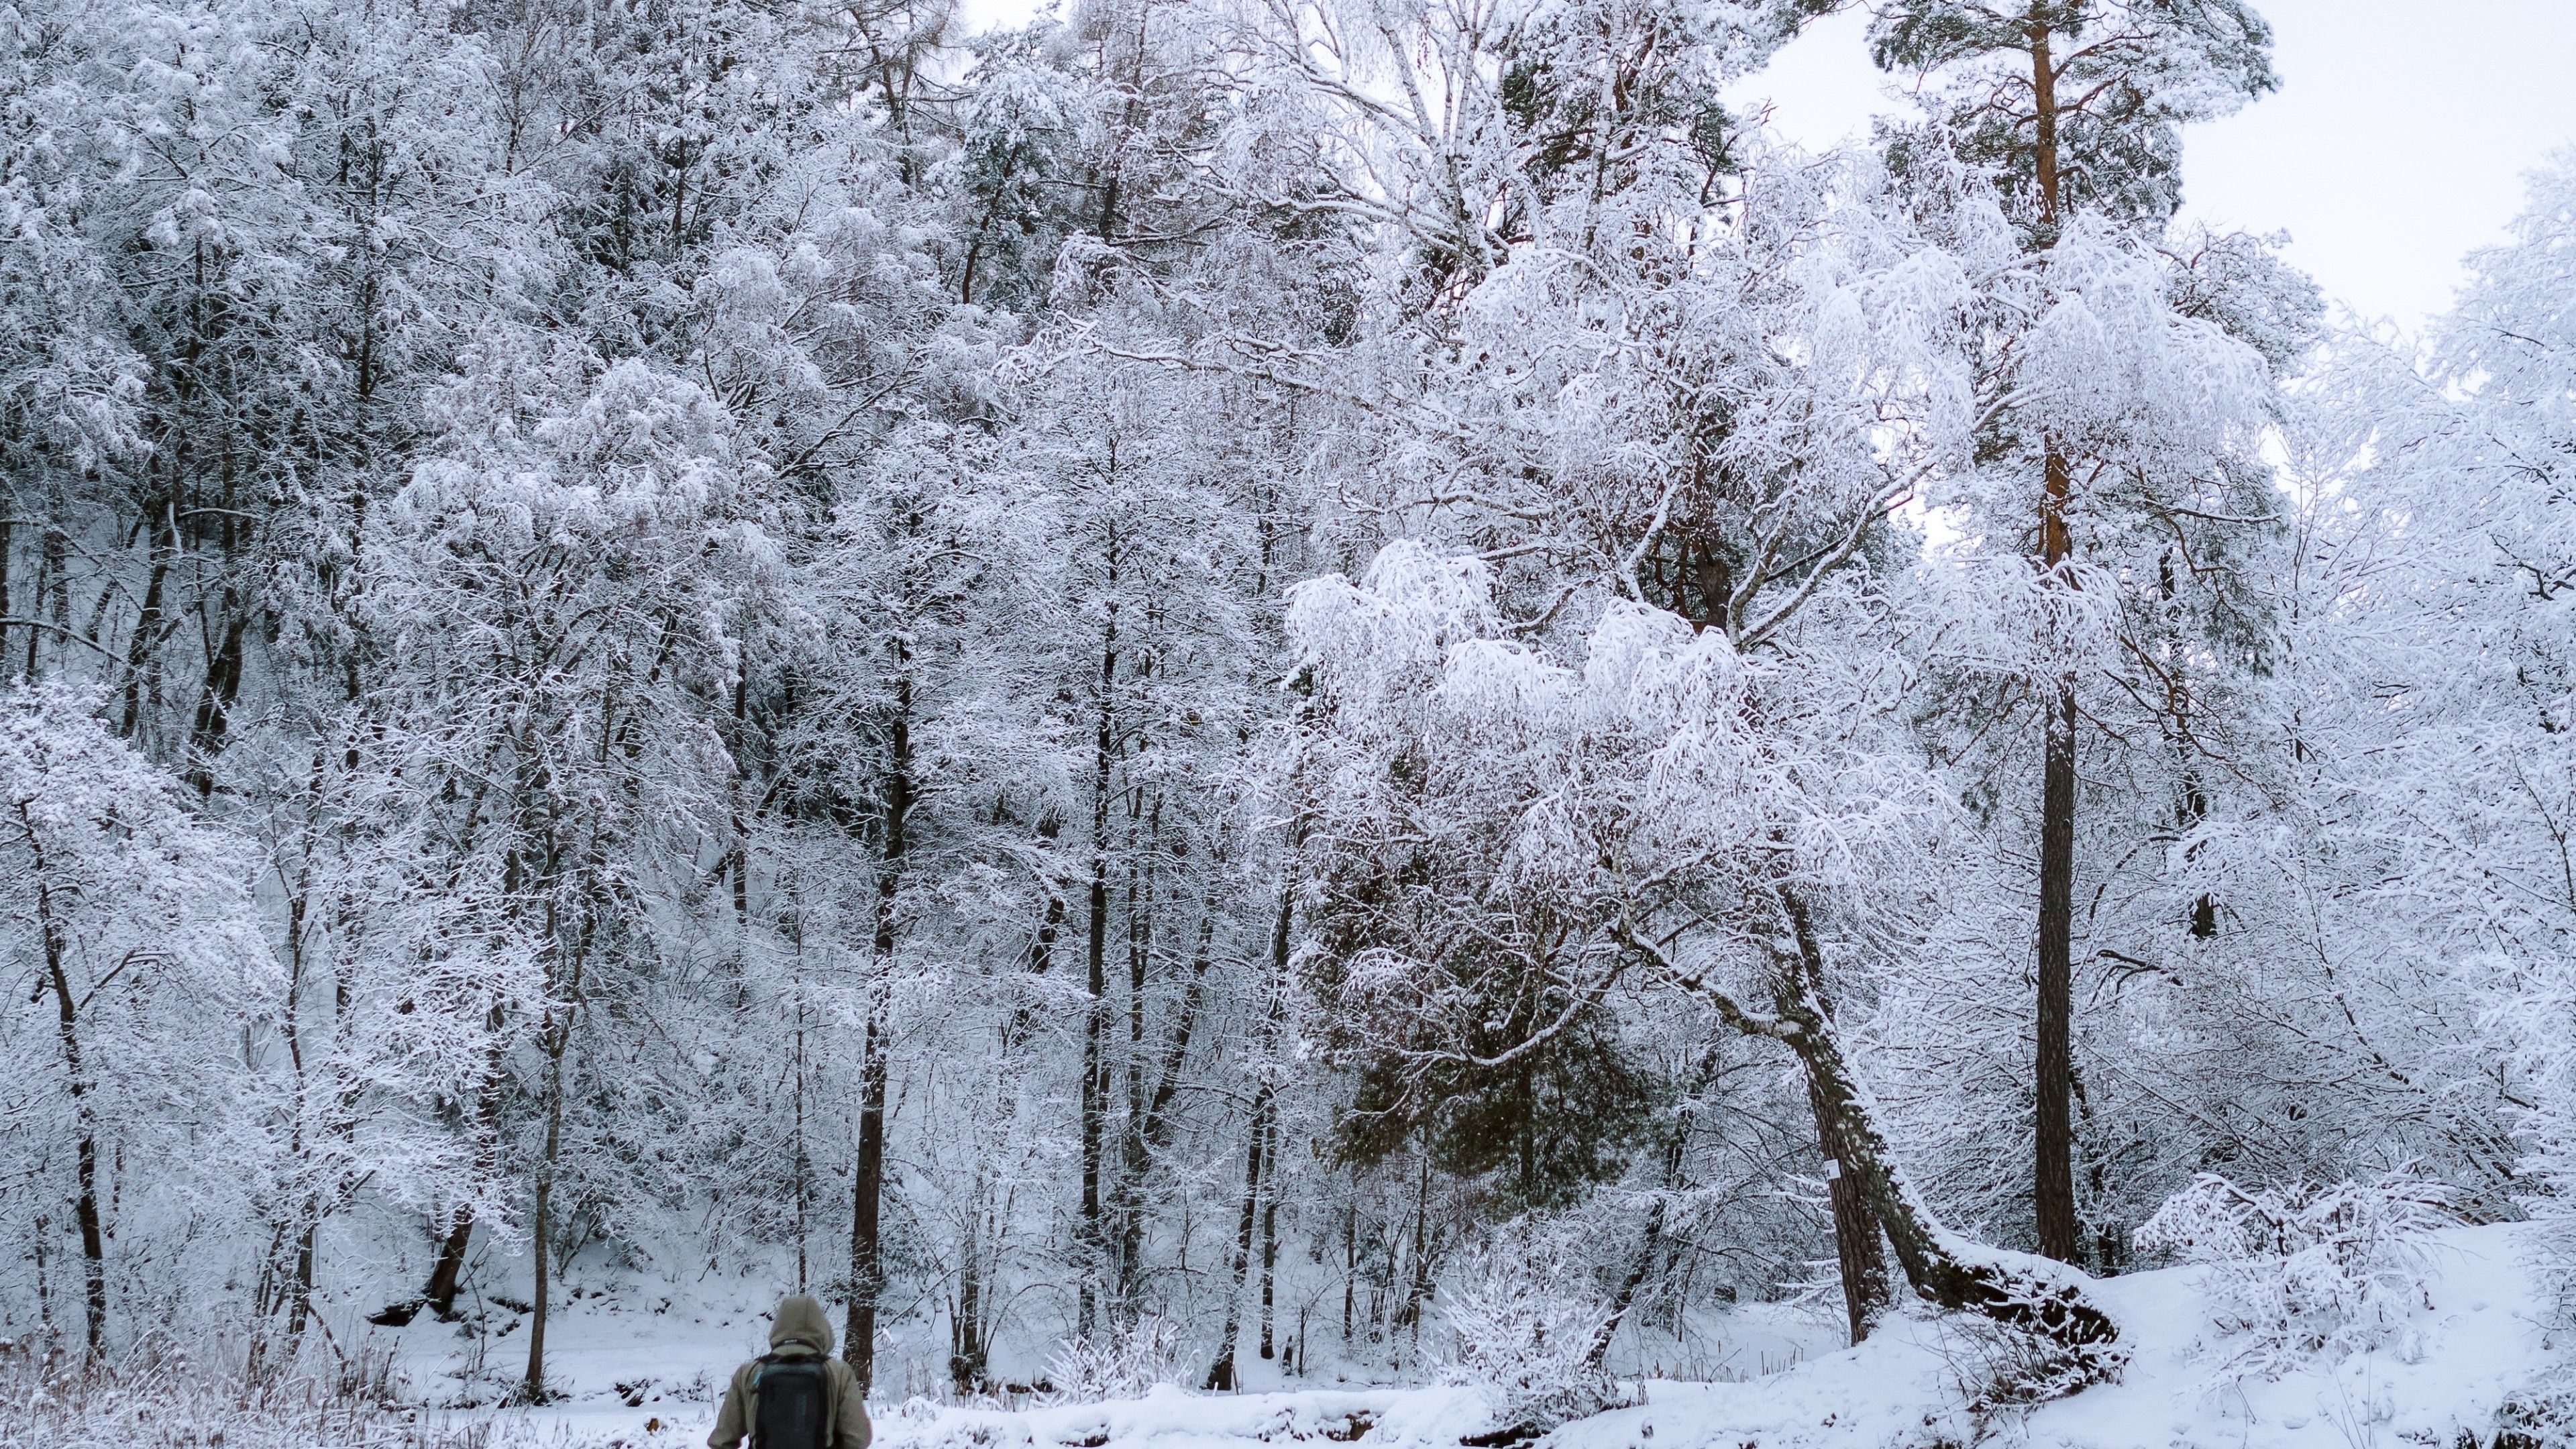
[381,1224,2556,1449]
[1548,1224,2555,1449]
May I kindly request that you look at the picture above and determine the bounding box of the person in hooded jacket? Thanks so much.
[708,1294,873,1449]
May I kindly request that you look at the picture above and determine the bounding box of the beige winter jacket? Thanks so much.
[708,1295,873,1449]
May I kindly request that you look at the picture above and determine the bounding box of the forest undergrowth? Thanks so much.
[0,1338,590,1449]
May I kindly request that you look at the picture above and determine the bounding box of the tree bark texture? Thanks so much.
[2027,15,2083,1265]
[2035,675,2080,1263]
[1807,1071,1892,1344]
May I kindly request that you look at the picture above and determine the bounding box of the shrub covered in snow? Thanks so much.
[1438,1233,1622,1432]
[2133,1173,2450,1377]
[0,1336,589,1448]
[1042,1317,1193,1403]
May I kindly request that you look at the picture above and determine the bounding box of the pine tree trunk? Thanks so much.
[2027,16,2082,1266]
[2035,675,2080,1263]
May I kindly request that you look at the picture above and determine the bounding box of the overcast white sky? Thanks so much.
[961,0,2576,329]
[1727,0,2576,328]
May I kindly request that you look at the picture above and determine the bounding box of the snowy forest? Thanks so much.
[5,0,2576,1439]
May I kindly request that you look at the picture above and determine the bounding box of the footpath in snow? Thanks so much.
[415,1224,2555,1449]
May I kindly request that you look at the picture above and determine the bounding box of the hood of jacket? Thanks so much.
[769,1295,836,1357]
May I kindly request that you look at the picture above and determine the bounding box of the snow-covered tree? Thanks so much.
[1867,0,2310,1265]
[0,685,274,1358]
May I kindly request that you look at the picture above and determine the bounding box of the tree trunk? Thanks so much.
[1590,1042,1724,1365]
[33,519,66,678]
[1780,977,2116,1364]
[32,835,107,1362]
[0,515,13,678]
[2035,675,2080,1263]
[1209,887,1291,1388]
[1807,1072,1892,1344]
[1079,837,1110,1337]
[1203,1085,1267,1391]
[950,1212,989,1394]
[184,585,248,794]
[1585,1196,1667,1368]
[521,1042,565,1403]
[847,658,910,1393]
[1115,851,1152,1315]
[425,1023,504,1321]
[1340,1201,1355,1345]
[2026,13,2084,1270]
[1258,1113,1280,1359]
[424,1211,474,1318]
[1772,889,2114,1363]
[520,859,596,1406]
[846,1006,889,1389]
[1621,895,2121,1376]
[117,499,175,739]
[1077,568,1120,1338]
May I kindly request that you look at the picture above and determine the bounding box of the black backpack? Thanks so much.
[753,1355,833,1449]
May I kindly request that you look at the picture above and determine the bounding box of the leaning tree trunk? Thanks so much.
[1781,979,2116,1362]
[423,1026,506,1319]
[1808,1072,1893,1344]
[1770,890,2116,1365]
[1203,1083,1267,1391]
[1620,894,2122,1379]
[1587,1041,1723,1368]
[1585,1195,1667,1368]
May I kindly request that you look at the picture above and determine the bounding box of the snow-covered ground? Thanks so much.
[1551,1224,2555,1449]
[378,1224,2558,1449]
